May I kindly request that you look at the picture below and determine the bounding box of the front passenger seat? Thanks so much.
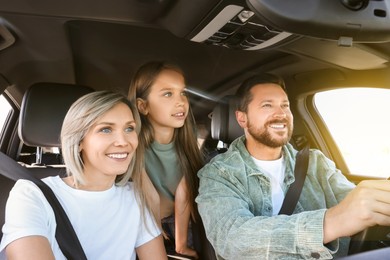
[0,82,93,240]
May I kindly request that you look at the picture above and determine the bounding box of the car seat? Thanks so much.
[0,82,93,240]
[194,95,244,260]
[205,95,243,160]
[18,82,94,176]
[211,95,243,145]
[19,83,93,149]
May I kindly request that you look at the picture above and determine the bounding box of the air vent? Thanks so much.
[191,5,294,50]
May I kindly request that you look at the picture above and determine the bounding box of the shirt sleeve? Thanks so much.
[135,206,161,248]
[196,162,334,260]
[317,150,355,201]
[0,180,56,254]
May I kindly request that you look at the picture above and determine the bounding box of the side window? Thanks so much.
[314,88,390,178]
[0,94,12,136]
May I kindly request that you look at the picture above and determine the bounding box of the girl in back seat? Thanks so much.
[129,61,204,259]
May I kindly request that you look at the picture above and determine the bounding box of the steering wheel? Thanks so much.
[348,225,390,255]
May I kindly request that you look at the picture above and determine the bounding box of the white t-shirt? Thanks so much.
[252,155,285,215]
[0,176,160,260]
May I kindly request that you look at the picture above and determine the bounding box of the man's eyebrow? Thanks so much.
[258,99,290,104]
[259,99,274,103]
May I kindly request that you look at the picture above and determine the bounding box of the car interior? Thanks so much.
[2,0,390,258]
[0,83,93,240]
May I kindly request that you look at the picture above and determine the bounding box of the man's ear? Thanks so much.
[136,98,148,115]
[235,110,247,129]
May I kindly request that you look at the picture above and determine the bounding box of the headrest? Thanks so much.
[19,83,94,147]
[211,95,244,144]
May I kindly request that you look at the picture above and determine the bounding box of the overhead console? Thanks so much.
[188,1,299,50]
[186,0,390,51]
[246,0,390,44]
[183,0,390,70]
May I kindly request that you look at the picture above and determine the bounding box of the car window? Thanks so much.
[0,94,12,136]
[314,88,390,178]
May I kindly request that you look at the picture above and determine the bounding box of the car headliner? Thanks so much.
[1,0,390,125]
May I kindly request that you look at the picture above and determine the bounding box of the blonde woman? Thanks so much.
[0,91,167,260]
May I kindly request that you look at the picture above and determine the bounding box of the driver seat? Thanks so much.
[209,95,243,154]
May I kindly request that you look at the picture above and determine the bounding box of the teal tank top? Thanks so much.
[144,141,183,201]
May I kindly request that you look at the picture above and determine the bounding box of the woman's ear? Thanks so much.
[136,98,148,115]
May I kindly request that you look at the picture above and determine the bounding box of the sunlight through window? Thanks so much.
[0,95,12,135]
[315,88,390,178]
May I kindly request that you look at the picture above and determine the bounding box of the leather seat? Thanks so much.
[0,82,93,239]
[19,82,93,164]
[211,95,243,145]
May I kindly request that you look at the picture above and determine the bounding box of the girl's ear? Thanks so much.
[136,98,148,115]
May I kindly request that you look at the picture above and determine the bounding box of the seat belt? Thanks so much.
[0,152,87,260]
[278,144,310,215]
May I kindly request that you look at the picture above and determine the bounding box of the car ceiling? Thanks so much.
[1,0,390,124]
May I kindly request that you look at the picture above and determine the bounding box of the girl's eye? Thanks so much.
[262,104,272,108]
[181,91,187,96]
[163,92,172,97]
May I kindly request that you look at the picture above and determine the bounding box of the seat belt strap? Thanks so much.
[0,152,87,260]
[278,144,310,215]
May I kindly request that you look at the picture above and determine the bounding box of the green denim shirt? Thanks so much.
[196,136,355,260]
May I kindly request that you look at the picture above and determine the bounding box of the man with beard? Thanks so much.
[196,74,390,259]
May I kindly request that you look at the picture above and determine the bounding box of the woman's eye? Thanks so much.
[262,104,272,108]
[163,92,172,97]
[181,91,187,96]
[125,126,135,133]
[100,127,112,133]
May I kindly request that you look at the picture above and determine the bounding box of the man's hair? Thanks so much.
[235,73,286,112]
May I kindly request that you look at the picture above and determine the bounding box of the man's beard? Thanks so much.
[247,119,293,148]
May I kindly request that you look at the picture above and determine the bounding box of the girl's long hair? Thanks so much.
[128,61,204,220]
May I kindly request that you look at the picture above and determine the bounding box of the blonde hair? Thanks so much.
[61,90,157,230]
